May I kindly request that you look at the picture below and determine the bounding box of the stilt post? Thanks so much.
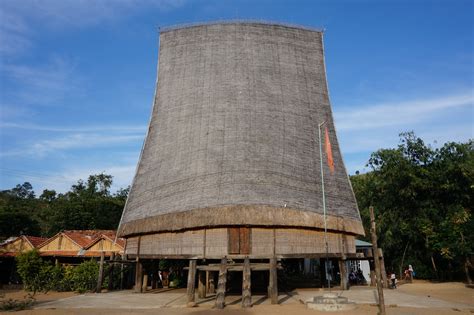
[198,270,206,299]
[107,252,115,291]
[96,251,105,293]
[215,257,227,309]
[370,206,386,315]
[268,257,278,304]
[135,258,143,293]
[208,272,216,294]
[142,273,148,292]
[339,258,348,290]
[242,257,252,308]
[186,259,197,306]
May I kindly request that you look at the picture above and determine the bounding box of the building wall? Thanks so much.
[88,239,123,252]
[0,238,33,254]
[39,235,80,252]
[125,227,355,258]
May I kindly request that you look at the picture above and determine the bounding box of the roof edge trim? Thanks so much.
[160,19,323,33]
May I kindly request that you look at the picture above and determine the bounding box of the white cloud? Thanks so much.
[1,132,144,158]
[334,92,473,131]
[2,57,77,105]
[334,92,474,173]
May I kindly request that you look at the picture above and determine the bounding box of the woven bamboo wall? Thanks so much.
[125,227,355,258]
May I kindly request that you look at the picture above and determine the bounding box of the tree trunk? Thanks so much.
[399,242,409,279]
[464,256,473,285]
[431,254,438,280]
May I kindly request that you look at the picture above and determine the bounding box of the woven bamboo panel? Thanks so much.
[251,228,274,256]
[138,230,204,256]
[205,228,227,257]
[275,229,348,254]
[125,237,138,255]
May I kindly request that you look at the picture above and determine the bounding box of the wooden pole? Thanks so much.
[96,251,105,293]
[208,272,216,294]
[186,259,197,306]
[215,257,227,309]
[339,259,348,290]
[268,257,278,304]
[369,206,386,315]
[135,258,143,293]
[107,252,115,291]
[198,270,206,299]
[242,257,252,308]
[379,249,388,288]
[142,273,148,292]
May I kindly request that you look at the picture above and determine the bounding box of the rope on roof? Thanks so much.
[159,19,323,33]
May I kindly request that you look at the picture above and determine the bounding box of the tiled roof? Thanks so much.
[24,235,48,247]
[62,230,122,248]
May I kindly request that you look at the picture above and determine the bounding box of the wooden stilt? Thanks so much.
[268,257,278,304]
[215,257,227,309]
[107,252,115,291]
[242,257,252,308]
[198,270,206,299]
[142,274,148,292]
[186,259,197,306]
[135,258,143,293]
[339,259,348,290]
[370,206,386,315]
[208,272,216,294]
[96,251,105,293]
[370,270,376,286]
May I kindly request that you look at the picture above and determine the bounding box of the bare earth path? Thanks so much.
[1,280,472,314]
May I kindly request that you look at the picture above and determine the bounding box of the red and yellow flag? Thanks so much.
[324,126,335,174]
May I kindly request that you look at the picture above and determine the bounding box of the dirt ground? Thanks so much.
[1,280,472,315]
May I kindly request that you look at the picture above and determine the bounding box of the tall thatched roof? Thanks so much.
[118,22,364,237]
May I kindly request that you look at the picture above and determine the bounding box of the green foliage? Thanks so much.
[69,260,100,293]
[0,173,128,238]
[16,251,102,293]
[351,132,473,281]
[15,250,51,293]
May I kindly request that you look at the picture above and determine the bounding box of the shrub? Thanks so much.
[70,260,99,293]
[16,250,50,293]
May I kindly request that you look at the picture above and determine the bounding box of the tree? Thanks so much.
[351,133,473,282]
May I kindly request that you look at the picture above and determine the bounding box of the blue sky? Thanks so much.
[0,0,473,193]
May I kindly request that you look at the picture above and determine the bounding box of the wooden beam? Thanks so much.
[107,252,115,291]
[268,257,278,304]
[135,258,143,293]
[369,206,386,315]
[96,251,105,293]
[208,271,216,294]
[186,259,197,306]
[198,270,206,299]
[339,259,348,290]
[242,257,251,308]
[142,274,148,292]
[215,257,227,309]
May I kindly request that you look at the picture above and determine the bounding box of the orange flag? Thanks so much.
[324,126,335,174]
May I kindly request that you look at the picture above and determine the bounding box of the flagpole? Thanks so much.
[318,121,330,291]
